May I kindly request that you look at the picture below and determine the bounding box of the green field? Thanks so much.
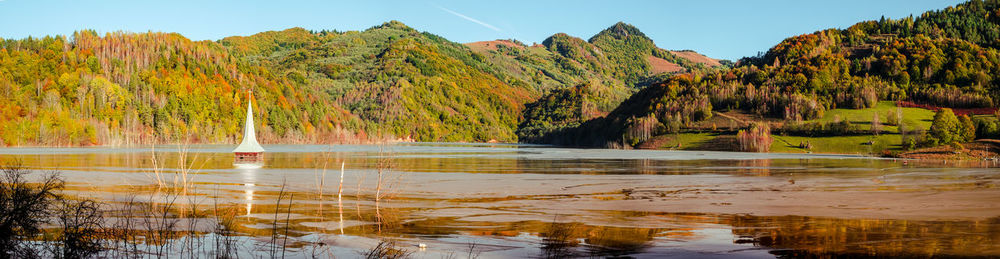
[648,101,939,155]
[770,135,900,155]
[649,133,900,155]
[780,101,937,154]
[806,101,936,133]
[645,133,718,149]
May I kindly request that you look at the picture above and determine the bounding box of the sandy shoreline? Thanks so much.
[389,169,1000,223]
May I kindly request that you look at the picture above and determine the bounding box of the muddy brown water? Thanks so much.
[2,143,998,258]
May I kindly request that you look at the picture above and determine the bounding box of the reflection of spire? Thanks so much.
[240,166,258,216]
[245,184,255,216]
[338,162,345,235]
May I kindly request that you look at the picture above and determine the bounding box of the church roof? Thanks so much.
[233,94,265,153]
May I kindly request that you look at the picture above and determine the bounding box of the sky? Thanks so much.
[0,0,968,60]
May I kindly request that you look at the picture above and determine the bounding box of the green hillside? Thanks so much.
[0,21,713,146]
[539,0,1000,152]
[220,22,540,142]
[0,30,340,146]
[588,22,705,86]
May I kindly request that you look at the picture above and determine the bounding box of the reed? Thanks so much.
[268,182,287,258]
[541,216,580,259]
[148,142,204,197]
[362,239,412,259]
[211,191,239,259]
[373,141,409,233]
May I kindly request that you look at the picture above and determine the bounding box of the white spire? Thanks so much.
[233,93,265,153]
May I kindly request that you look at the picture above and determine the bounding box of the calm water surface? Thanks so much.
[2,143,998,258]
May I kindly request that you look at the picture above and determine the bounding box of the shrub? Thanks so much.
[836,86,878,109]
[958,115,976,142]
[903,137,918,150]
[871,113,882,135]
[53,200,105,258]
[0,162,65,257]
[925,108,960,146]
[783,94,824,121]
[858,86,878,109]
[779,120,856,136]
[974,117,1000,139]
[912,87,994,108]
[624,115,658,146]
[363,239,412,259]
[662,114,683,134]
[737,123,772,152]
[900,121,924,150]
[885,108,902,126]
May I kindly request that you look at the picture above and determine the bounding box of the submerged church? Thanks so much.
[234,92,265,161]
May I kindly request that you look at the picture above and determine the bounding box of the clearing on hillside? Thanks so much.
[670,50,723,67]
[465,40,525,52]
[647,55,684,74]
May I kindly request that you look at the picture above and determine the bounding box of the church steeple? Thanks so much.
[233,91,265,154]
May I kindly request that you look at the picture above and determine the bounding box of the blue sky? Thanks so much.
[0,0,967,60]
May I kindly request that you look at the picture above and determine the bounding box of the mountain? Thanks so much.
[539,0,1000,148]
[0,21,717,146]
[588,22,707,86]
[0,30,313,146]
[470,23,724,142]
[219,22,542,143]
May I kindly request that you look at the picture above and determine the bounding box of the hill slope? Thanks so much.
[220,22,542,142]
[540,0,1000,149]
[0,21,719,146]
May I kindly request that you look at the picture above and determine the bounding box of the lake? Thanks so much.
[3,143,999,258]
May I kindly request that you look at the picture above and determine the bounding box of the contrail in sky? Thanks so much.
[438,6,502,32]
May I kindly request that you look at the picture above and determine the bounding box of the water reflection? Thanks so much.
[337,162,345,236]
[731,214,1000,257]
[739,159,772,176]
[233,162,263,170]
[237,164,258,216]
[0,144,997,257]
[538,221,657,258]
[583,227,656,257]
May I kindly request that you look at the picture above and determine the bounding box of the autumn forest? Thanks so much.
[1,0,999,155]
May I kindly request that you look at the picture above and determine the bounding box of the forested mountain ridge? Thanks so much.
[538,0,1000,148]
[588,22,707,86]
[219,22,537,142]
[0,30,339,146]
[485,23,724,142]
[0,21,713,146]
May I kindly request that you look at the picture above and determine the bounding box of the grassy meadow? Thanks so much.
[645,101,940,155]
